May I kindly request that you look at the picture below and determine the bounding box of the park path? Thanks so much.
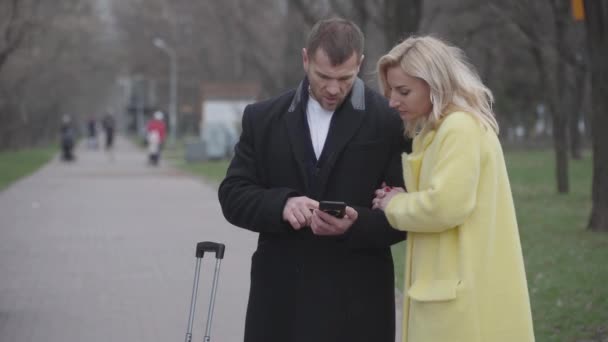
[0,136,257,341]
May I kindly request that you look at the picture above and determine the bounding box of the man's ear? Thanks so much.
[358,54,365,71]
[302,48,309,71]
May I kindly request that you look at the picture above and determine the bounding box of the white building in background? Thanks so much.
[199,83,260,160]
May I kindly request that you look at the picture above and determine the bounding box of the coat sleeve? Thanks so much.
[385,115,481,233]
[345,206,406,249]
[345,113,410,249]
[218,106,300,233]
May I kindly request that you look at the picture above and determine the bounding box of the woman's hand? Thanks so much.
[372,182,405,211]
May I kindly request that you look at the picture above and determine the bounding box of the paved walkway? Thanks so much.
[0,137,257,341]
[0,136,403,341]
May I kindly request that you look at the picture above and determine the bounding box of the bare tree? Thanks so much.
[0,0,126,148]
[484,0,588,193]
[583,0,608,232]
[281,0,318,90]
[547,0,572,193]
[11,0,594,157]
[0,0,38,73]
[383,0,422,47]
[568,58,588,160]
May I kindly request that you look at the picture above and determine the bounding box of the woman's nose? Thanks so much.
[389,97,399,108]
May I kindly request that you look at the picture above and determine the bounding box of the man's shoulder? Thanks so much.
[363,85,391,109]
[363,84,385,101]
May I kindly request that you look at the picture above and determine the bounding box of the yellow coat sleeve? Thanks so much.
[385,114,481,233]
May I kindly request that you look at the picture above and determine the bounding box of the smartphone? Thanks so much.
[319,201,347,218]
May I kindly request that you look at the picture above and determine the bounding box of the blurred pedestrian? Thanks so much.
[86,116,98,149]
[60,114,76,162]
[102,113,115,150]
[146,111,166,165]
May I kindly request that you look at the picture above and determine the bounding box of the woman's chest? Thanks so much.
[403,136,441,191]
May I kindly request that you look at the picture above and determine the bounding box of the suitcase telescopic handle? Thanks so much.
[196,241,225,259]
[186,241,225,342]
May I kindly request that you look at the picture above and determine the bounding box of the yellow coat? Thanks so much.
[385,112,535,342]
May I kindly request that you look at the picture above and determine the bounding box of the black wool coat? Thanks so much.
[218,78,411,342]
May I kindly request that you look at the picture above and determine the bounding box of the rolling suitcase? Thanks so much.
[185,241,226,342]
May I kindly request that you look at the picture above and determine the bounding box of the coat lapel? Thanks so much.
[316,78,367,196]
[284,80,311,189]
[404,129,436,192]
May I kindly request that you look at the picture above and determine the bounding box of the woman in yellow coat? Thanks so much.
[373,36,535,342]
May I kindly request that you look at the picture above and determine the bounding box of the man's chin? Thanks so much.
[322,101,340,111]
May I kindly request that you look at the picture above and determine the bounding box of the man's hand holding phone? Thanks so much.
[283,196,319,230]
[311,201,358,236]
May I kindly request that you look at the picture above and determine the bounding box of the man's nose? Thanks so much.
[326,81,340,95]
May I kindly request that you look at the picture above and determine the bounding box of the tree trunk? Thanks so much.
[552,114,570,193]
[532,44,569,193]
[281,1,312,91]
[584,0,608,231]
[568,53,587,160]
[0,0,28,73]
[569,72,584,160]
[553,1,571,193]
[569,112,582,159]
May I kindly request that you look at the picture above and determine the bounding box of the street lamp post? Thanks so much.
[153,38,178,144]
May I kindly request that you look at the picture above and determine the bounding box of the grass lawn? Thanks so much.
[505,149,606,341]
[180,149,607,341]
[0,146,56,191]
[160,138,230,183]
[178,159,230,183]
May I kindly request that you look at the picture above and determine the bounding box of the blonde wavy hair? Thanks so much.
[377,36,498,137]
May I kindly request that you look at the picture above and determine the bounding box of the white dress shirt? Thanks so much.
[306,95,334,159]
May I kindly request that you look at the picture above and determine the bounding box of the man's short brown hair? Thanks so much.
[305,17,364,66]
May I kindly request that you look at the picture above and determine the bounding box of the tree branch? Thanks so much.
[0,0,38,73]
[291,0,319,27]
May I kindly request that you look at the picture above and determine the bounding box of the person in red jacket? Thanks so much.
[146,111,167,165]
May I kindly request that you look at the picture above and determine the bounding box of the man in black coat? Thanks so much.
[218,18,410,342]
